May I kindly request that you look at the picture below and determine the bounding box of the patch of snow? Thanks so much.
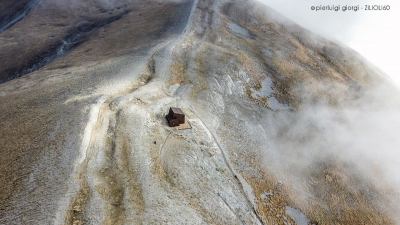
[252,77,274,98]
[175,83,193,96]
[268,96,290,111]
[168,83,181,94]
[260,192,273,201]
[250,77,289,111]
[262,48,274,58]
[228,22,251,38]
[64,94,96,104]
[285,207,310,225]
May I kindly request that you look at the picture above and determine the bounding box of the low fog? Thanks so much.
[247,0,400,220]
[241,79,400,221]
[260,83,400,184]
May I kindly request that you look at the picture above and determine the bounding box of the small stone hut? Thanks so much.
[166,107,185,127]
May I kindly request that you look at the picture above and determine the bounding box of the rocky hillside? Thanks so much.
[0,0,399,224]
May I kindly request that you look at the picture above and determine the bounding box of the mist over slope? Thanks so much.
[0,0,399,224]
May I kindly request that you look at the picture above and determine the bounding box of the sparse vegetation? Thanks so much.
[1,0,398,224]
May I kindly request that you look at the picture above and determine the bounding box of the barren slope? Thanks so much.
[0,0,399,224]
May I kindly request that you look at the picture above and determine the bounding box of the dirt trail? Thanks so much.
[192,109,266,225]
[61,41,166,224]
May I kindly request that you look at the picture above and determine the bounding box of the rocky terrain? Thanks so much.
[1,0,399,224]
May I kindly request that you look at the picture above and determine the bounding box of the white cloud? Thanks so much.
[258,0,400,88]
